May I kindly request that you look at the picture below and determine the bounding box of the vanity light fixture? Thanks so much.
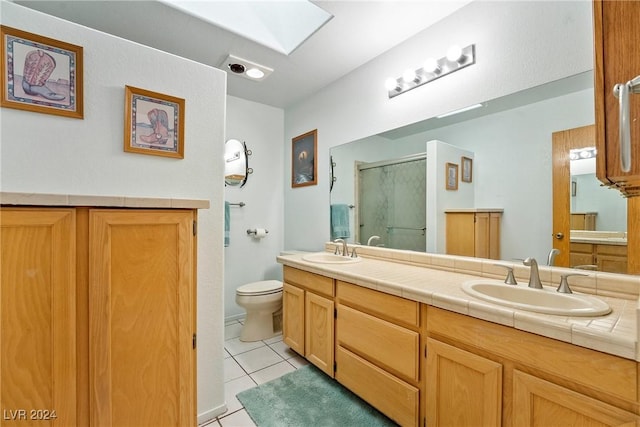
[570,147,597,160]
[385,43,476,98]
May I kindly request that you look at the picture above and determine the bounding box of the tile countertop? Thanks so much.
[277,248,640,362]
[0,192,210,209]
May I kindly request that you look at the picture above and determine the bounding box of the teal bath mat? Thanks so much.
[236,364,398,426]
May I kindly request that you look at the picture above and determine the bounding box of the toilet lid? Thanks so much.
[237,280,283,296]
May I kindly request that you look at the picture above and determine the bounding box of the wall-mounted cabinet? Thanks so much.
[445,209,503,260]
[594,0,640,197]
[1,206,198,427]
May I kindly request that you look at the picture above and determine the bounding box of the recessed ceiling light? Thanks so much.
[221,54,273,82]
[246,68,265,79]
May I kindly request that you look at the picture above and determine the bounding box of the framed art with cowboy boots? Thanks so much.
[124,85,185,159]
[1,26,83,119]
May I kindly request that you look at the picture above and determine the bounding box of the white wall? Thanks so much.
[224,95,284,320]
[0,2,226,423]
[283,0,593,252]
[426,141,475,253]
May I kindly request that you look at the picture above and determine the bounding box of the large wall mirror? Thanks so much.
[329,71,631,274]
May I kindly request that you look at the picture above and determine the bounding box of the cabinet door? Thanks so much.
[89,210,195,427]
[426,338,502,427]
[513,370,638,426]
[445,213,475,256]
[305,292,334,376]
[594,0,640,193]
[1,208,76,426]
[282,283,305,355]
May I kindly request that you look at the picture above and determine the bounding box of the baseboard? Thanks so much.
[198,403,228,426]
[224,313,245,324]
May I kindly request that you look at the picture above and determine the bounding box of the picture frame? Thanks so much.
[292,129,318,187]
[571,180,577,197]
[461,156,473,183]
[124,85,185,159]
[1,25,83,119]
[446,162,458,190]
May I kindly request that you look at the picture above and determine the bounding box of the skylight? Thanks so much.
[160,0,333,55]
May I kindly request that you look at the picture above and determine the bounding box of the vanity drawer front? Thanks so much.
[596,244,627,256]
[336,346,418,427]
[570,242,593,254]
[337,304,419,382]
[283,266,334,297]
[337,281,419,328]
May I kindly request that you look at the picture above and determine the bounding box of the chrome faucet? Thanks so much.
[367,235,381,246]
[333,238,349,257]
[523,257,543,289]
[547,248,560,266]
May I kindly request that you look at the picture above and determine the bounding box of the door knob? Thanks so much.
[554,232,564,240]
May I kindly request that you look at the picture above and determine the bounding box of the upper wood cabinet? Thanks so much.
[594,0,640,197]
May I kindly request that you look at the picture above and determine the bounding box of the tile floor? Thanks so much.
[200,319,309,427]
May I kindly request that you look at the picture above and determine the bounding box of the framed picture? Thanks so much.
[292,129,318,187]
[461,156,473,183]
[446,162,458,190]
[124,85,185,159]
[571,180,577,197]
[1,25,83,119]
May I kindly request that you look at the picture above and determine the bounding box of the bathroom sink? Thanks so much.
[301,252,363,264]
[461,279,611,316]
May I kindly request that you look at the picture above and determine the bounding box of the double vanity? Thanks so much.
[277,244,640,426]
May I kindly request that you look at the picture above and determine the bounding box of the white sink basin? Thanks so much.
[301,252,363,264]
[461,279,611,317]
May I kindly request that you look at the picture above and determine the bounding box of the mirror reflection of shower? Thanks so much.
[356,154,427,251]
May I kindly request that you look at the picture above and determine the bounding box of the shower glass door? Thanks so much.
[357,155,426,251]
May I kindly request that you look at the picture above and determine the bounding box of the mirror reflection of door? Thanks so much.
[552,125,628,272]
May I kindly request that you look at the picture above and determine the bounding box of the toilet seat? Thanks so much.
[236,280,282,297]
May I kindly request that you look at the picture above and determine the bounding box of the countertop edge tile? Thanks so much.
[1,192,209,209]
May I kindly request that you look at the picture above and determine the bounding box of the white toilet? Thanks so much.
[235,280,283,342]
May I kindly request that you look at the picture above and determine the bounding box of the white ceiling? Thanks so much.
[14,0,472,108]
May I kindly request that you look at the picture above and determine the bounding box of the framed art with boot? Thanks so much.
[1,26,83,119]
[124,85,185,159]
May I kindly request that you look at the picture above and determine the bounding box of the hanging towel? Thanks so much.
[224,201,230,247]
[330,204,351,240]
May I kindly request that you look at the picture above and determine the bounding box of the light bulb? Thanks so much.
[403,68,417,83]
[246,68,264,79]
[423,57,440,73]
[446,44,464,62]
[385,77,399,91]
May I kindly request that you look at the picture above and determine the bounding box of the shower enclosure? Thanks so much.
[356,154,426,251]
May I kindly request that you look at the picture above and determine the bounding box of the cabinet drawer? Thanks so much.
[337,281,419,328]
[283,266,334,297]
[596,244,627,257]
[336,346,418,427]
[337,305,419,382]
[570,242,593,254]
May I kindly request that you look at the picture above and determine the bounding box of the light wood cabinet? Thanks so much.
[513,370,638,427]
[594,0,640,197]
[570,212,597,230]
[425,338,502,427]
[335,281,421,427]
[282,266,334,376]
[445,210,502,259]
[0,207,197,427]
[569,241,627,273]
[89,210,196,427]
[1,208,77,426]
[426,306,639,427]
